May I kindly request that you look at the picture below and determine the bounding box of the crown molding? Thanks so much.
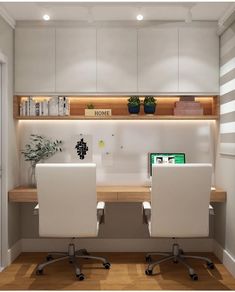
[0,5,15,29]
[217,3,235,36]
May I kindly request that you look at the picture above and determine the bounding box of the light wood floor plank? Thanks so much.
[0,253,234,290]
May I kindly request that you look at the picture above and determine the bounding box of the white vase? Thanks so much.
[29,163,36,187]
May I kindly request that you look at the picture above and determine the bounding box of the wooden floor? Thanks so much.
[0,252,235,290]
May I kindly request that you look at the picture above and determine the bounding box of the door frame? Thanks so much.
[0,51,9,269]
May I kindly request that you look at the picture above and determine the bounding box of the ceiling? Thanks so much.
[0,2,232,22]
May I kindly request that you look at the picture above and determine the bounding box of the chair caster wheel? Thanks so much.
[36,269,43,275]
[76,273,85,281]
[173,259,178,264]
[145,256,151,263]
[103,262,111,269]
[190,273,198,281]
[145,269,153,276]
[207,262,214,269]
[46,255,53,261]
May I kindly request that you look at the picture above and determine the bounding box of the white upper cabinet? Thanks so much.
[56,28,96,92]
[97,28,137,92]
[138,28,178,93]
[15,28,55,93]
[179,27,219,93]
[14,25,219,94]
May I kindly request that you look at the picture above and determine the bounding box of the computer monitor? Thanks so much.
[149,153,186,176]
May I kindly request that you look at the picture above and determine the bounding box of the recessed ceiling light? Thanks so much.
[43,14,50,21]
[137,14,143,21]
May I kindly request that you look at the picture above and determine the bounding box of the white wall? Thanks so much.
[214,21,235,277]
[19,120,216,186]
[215,134,235,254]
[214,126,235,277]
[0,15,20,253]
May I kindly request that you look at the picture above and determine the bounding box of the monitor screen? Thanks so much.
[149,153,186,176]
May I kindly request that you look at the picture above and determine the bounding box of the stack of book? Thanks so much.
[20,96,70,117]
[173,101,203,116]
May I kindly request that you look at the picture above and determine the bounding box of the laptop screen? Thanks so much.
[149,153,186,176]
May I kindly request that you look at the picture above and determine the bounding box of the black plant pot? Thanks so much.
[128,105,140,114]
[144,104,156,114]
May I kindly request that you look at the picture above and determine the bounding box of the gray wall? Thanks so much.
[214,21,235,258]
[0,15,20,248]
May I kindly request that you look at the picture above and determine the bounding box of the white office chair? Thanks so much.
[35,163,111,280]
[143,163,214,280]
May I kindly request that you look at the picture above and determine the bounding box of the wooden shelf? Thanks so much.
[9,186,226,203]
[15,115,218,120]
[14,95,219,121]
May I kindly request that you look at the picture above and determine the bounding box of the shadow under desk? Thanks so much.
[8,186,226,203]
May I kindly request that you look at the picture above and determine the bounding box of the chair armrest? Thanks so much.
[33,204,39,215]
[142,201,151,224]
[97,201,105,224]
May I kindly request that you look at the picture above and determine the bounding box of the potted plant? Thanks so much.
[85,103,95,116]
[87,103,94,109]
[21,134,63,186]
[127,96,141,114]
[144,96,156,115]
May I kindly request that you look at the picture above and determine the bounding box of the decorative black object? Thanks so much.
[75,138,88,159]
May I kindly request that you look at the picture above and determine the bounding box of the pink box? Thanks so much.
[175,101,201,108]
[174,108,204,116]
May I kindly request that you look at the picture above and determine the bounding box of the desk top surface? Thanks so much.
[8,185,226,203]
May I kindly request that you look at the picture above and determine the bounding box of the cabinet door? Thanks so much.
[56,28,96,92]
[138,28,178,93]
[97,28,137,92]
[15,28,55,93]
[179,27,219,93]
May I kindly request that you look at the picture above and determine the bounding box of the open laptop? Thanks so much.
[149,153,186,176]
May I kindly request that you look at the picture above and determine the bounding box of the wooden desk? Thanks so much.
[8,186,226,203]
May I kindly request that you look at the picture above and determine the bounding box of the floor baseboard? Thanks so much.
[7,240,22,266]
[214,240,235,278]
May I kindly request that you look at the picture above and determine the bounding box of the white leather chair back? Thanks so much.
[36,163,98,238]
[151,163,212,238]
